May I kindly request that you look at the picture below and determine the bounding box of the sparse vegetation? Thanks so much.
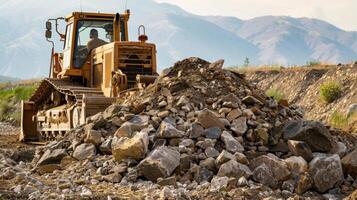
[306,60,321,67]
[266,88,285,102]
[0,84,37,124]
[243,57,250,67]
[319,81,342,103]
[330,111,357,131]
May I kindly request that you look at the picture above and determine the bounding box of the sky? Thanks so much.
[156,0,357,31]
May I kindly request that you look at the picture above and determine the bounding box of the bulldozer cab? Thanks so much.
[47,12,130,79]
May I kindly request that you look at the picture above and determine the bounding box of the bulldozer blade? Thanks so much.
[19,101,39,142]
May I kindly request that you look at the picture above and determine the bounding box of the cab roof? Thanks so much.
[65,11,130,22]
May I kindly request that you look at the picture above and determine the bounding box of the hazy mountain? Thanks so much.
[0,75,20,83]
[0,0,356,79]
[205,16,357,65]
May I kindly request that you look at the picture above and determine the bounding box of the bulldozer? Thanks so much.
[20,10,157,142]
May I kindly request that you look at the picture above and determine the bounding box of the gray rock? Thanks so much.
[197,109,225,129]
[282,120,334,152]
[250,154,291,182]
[103,104,122,119]
[230,117,248,136]
[176,96,190,107]
[215,150,234,166]
[205,147,220,158]
[204,127,221,139]
[346,103,357,117]
[217,160,252,178]
[334,142,347,158]
[99,137,113,155]
[234,152,249,165]
[138,146,180,182]
[37,149,67,166]
[193,166,214,183]
[157,120,184,138]
[284,156,308,177]
[309,154,344,193]
[252,163,279,189]
[210,176,229,192]
[157,176,177,186]
[341,149,357,178]
[242,96,263,106]
[221,131,244,153]
[179,139,194,148]
[288,140,313,162]
[200,157,217,172]
[196,139,215,149]
[188,123,204,138]
[112,131,149,162]
[84,129,103,146]
[237,176,248,187]
[208,59,224,70]
[73,143,97,161]
[115,115,149,137]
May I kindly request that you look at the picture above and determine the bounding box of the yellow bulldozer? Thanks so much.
[20,10,157,142]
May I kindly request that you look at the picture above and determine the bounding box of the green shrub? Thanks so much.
[330,112,349,130]
[266,88,284,102]
[319,82,342,103]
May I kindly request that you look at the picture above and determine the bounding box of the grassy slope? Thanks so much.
[0,83,37,124]
[240,64,357,133]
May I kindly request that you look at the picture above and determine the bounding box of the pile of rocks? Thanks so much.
[2,57,357,199]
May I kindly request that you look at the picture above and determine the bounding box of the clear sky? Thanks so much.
[156,0,357,31]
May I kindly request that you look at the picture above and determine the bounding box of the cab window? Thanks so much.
[73,20,113,68]
[64,23,73,49]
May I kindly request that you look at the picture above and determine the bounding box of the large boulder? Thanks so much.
[282,120,334,152]
[37,149,67,166]
[138,146,180,182]
[197,109,225,129]
[287,140,313,162]
[115,115,149,137]
[73,143,97,161]
[220,131,244,153]
[112,131,149,162]
[250,154,290,181]
[309,154,344,193]
[341,149,357,178]
[217,160,252,178]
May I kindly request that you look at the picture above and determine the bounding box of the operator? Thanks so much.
[87,29,108,52]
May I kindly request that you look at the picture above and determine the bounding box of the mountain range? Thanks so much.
[0,0,356,79]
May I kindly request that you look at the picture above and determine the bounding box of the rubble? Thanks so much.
[2,57,357,199]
